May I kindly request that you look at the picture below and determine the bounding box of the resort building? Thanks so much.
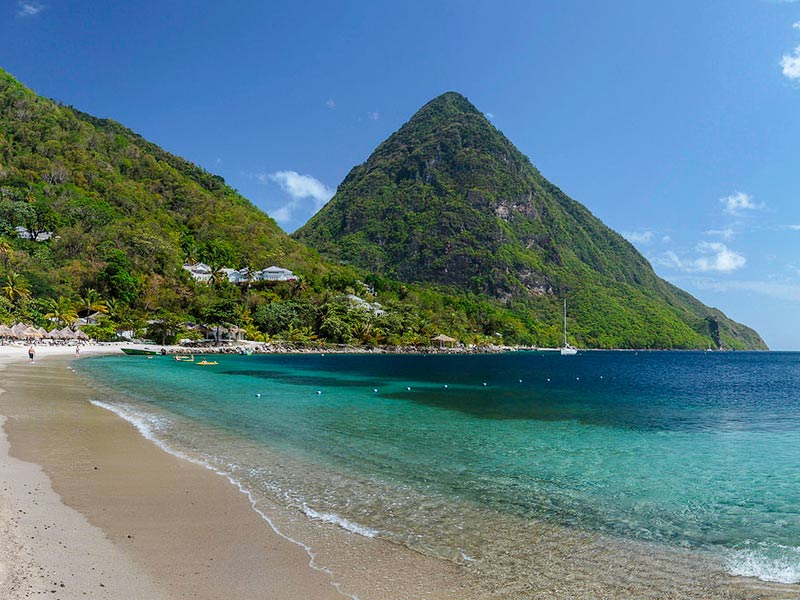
[182,263,214,283]
[15,226,55,241]
[182,263,299,284]
[254,266,298,282]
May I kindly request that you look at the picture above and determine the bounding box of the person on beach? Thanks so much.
[75,344,80,357]
[28,345,35,363]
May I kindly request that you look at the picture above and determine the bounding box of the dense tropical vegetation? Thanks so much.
[0,68,549,348]
[0,69,766,349]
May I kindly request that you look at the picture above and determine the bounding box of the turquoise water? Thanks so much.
[77,351,800,585]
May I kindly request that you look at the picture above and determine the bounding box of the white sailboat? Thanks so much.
[560,299,578,355]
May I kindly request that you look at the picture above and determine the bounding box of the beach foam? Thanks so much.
[302,505,379,538]
[726,543,800,584]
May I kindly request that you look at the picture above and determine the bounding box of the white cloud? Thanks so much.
[782,46,800,80]
[720,191,763,216]
[259,170,334,226]
[623,231,654,244]
[657,242,746,273]
[17,1,44,16]
[325,98,336,109]
[661,235,672,243]
[691,278,800,302]
[704,228,735,240]
[789,224,800,230]
[367,111,380,121]
[485,112,495,120]
[794,21,800,30]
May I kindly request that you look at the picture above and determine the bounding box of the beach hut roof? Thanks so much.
[23,326,42,338]
[0,324,13,337]
[75,329,89,340]
[37,326,48,337]
[12,323,29,336]
[60,327,76,339]
[431,334,457,343]
[48,328,62,339]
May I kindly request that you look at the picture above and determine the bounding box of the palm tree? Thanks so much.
[2,272,31,304]
[45,296,78,327]
[0,238,12,271]
[105,298,126,322]
[80,288,107,317]
[211,268,228,286]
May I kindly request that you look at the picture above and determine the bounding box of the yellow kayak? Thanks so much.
[196,359,218,365]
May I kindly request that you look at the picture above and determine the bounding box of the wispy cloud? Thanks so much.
[623,230,654,245]
[485,112,495,120]
[782,47,800,80]
[657,242,746,273]
[325,98,336,109]
[17,1,44,16]
[691,278,800,302]
[367,111,380,121]
[258,170,333,225]
[781,20,800,81]
[788,224,800,230]
[704,227,735,240]
[720,191,764,216]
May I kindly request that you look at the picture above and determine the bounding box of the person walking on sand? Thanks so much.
[28,345,35,363]
[75,344,80,357]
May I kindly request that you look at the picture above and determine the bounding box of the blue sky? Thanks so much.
[2,0,800,348]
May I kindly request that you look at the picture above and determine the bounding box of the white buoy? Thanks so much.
[373,388,378,393]
[576,377,580,380]
[406,386,411,391]
[316,390,322,395]
[600,375,604,379]
[546,378,550,382]
[444,384,448,389]
[483,382,487,386]
[518,379,523,383]
[255,393,261,397]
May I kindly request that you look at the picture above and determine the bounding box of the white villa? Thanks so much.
[182,262,214,283]
[256,266,298,282]
[182,263,299,284]
[15,226,55,242]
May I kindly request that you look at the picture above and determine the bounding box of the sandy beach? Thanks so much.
[0,345,470,600]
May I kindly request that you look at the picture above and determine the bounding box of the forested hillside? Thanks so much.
[0,69,549,347]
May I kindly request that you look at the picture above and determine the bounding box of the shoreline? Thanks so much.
[0,347,470,600]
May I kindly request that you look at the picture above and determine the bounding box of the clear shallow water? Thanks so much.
[78,351,800,585]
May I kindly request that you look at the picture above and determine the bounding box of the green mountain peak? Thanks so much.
[295,93,767,349]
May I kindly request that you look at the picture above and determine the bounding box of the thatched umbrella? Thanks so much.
[60,327,76,340]
[0,324,14,339]
[12,323,29,338]
[48,328,62,340]
[75,329,89,341]
[23,326,42,339]
[431,333,457,348]
[37,327,48,338]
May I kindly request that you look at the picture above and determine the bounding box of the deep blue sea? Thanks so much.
[77,351,800,587]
